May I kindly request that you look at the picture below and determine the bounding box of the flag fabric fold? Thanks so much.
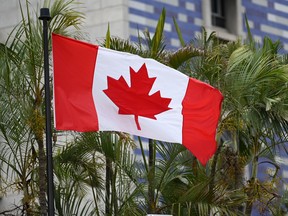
[52,33,223,165]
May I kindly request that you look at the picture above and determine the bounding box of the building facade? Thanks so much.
[0,0,288,214]
[1,0,288,52]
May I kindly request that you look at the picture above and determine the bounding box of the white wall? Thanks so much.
[0,0,129,43]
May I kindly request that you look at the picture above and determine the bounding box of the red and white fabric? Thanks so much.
[52,33,223,165]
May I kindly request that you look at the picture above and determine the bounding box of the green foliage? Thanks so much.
[1,2,288,216]
[0,0,84,214]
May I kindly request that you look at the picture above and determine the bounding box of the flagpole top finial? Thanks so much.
[39,8,51,21]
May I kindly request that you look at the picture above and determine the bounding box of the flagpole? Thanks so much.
[39,8,54,216]
[148,138,155,214]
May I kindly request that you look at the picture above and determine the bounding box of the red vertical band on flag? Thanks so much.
[182,78,223,165]
[52,33,99,131]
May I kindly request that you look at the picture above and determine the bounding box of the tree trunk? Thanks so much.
[209,139,224,191]
[22,178,32,216]
[245,138,260,215]
[33,104,47,215]
[105,157,112,216]
[112,165,118,215]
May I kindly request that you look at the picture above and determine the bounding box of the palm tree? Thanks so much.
[187,26,288,214]
[104,9,249,215]
[50,9,239,215]
[55,8,288,216]
[1,2,287,215]
[53,130,146,215]
[0,0,83,214]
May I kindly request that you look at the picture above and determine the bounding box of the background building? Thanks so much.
[1,0,288,51]
[0,0,288,214]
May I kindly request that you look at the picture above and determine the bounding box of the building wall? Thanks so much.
[0,0,130,43]
[129,0,203,48]
[128,0,288,51]
[1,0,288,51]
[244,0,288,50]
[0,0,28,42]
[78,0,129,41]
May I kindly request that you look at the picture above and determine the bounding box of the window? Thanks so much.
[211,0,226,28]
[202,0,242,41]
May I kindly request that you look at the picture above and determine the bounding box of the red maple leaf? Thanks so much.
[103,63,172,130]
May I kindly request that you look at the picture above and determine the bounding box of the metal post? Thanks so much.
[148,139,155,214]
[39,8,54,216]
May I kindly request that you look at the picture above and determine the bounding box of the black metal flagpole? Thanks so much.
[39,8,54,216]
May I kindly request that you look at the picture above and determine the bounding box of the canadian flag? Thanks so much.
[52,33,223,165]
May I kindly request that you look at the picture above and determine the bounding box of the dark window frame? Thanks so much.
[211,0,226,28]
